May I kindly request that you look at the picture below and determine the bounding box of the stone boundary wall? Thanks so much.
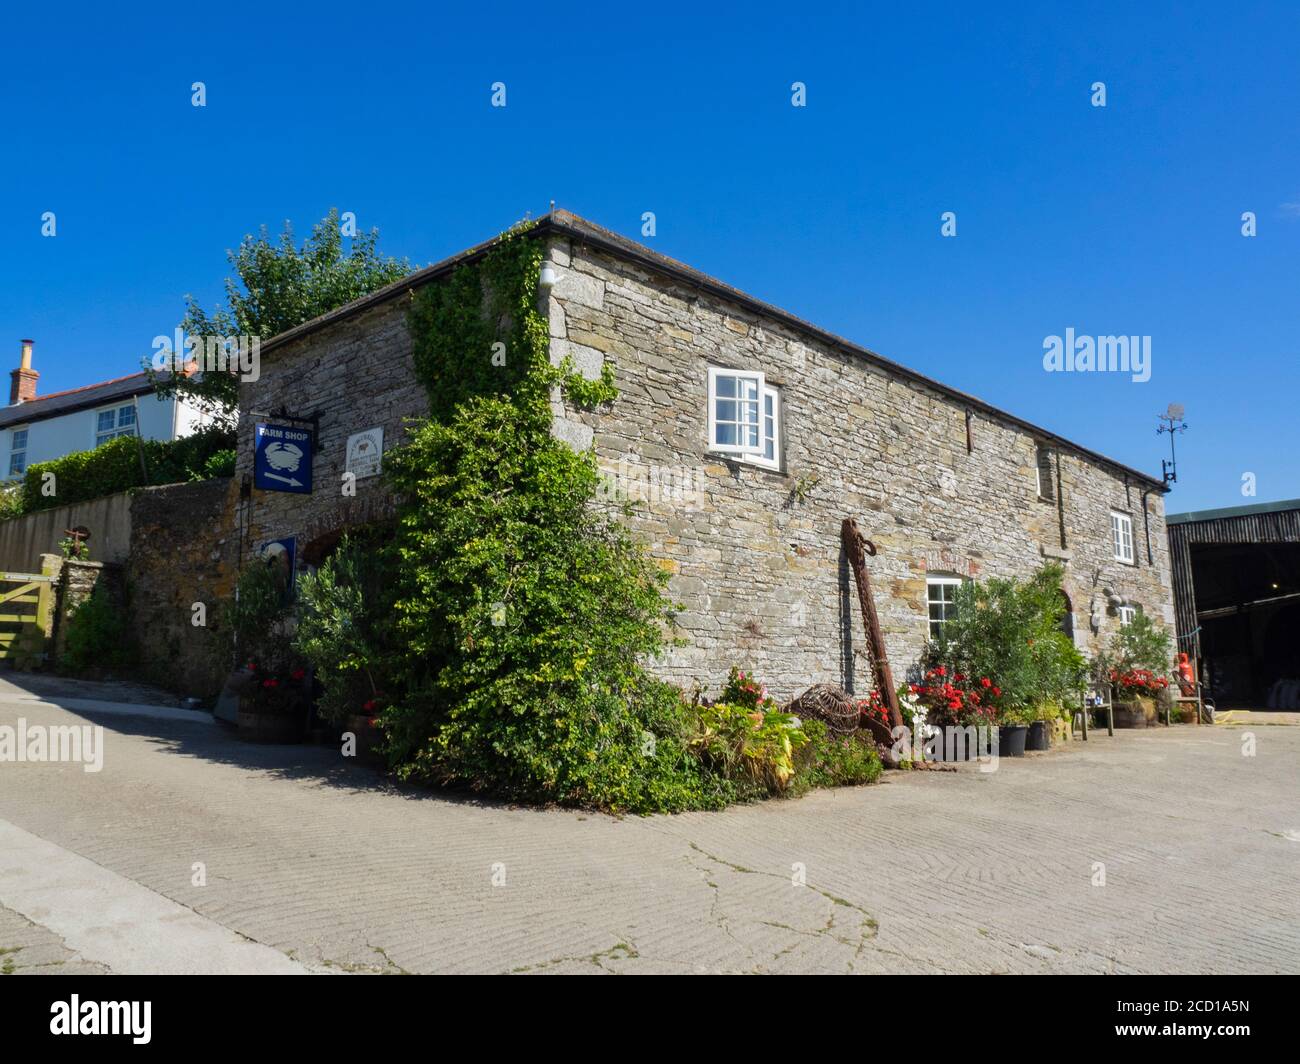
[125,478,239,698]
[0,492,133,572]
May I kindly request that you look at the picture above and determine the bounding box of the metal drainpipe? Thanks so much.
[1141,488,1154,565]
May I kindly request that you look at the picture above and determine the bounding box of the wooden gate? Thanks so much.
[0,570,54,667]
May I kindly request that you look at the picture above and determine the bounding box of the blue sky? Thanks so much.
[2,0,1296,512]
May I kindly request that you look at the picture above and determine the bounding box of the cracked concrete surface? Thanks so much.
[1,685,1297,974]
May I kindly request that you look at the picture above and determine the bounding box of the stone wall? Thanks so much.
[544,235,1174,701]
[0,491,133,572]
[233,226,1174,705]
[48,556,124,662]
[233,298,427,559]
[125,478,238,698]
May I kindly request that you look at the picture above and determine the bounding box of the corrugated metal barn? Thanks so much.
[1167,499,1300,708]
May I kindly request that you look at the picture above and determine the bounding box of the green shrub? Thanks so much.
[225,560,295,673]
[61,588,133,675]
[1104,611,1172,677]
[16,426,235,516]
[793,719,883,792]
[294,534,394,726]
[379,225,711,814]
[199,449,236,479]
[688,698,807,795]
[929,563,1087,714]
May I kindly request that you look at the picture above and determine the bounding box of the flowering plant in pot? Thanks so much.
[1110,668,1169,725]
[856,688,892,744]
[237,661,310,742]
[910,667,1001,760]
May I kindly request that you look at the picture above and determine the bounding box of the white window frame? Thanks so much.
[1118,605,1137,627]
[707,367,780,469]
[9,428,28,477]
[1110,510,1135,564]
[95,402,137,447]
[926,576,963,641]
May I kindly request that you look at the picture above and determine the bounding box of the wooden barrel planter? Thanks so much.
[344,715,383,762]
[1112,697,1156,729]
[237,688,307,744]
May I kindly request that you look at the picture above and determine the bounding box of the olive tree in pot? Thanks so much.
[293,532,394,762]
[226,560,309,743]
[927,562,1087,758]
[1095,614,1173,728]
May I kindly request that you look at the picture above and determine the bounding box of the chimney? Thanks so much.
[10,340,38,405]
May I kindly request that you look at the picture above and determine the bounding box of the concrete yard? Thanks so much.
[0,678,1296,974]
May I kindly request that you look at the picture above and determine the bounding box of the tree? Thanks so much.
[148,209,410,427]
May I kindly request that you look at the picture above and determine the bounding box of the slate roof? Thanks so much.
[0,370,172,430]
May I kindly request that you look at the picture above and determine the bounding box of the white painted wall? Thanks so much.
[0,392,212,480]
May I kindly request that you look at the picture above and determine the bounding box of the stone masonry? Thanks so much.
[543,224,1173,700]
[236,213,1174,703]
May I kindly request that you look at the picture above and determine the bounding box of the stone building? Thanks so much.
[236,211,1174,700]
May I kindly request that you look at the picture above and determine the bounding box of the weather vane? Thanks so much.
[1157,403,1187,485]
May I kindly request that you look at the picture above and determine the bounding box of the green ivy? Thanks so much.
[379,222,726,813]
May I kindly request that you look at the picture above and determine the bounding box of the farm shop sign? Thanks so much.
[254,422,313,494]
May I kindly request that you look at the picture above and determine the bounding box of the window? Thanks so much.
[9,428,28,477]
[1035,445,1055,502]
[707,367,780,470]
[1110,510,1134,564]
[926,577,962,641]
[1118,605,1138,626]
[95,403,137,446]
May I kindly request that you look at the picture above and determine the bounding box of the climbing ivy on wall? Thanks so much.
[408,222,615,425]
[375,222,723,812]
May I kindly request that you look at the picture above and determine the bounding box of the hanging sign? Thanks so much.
[345,427,384,480]
[254,422,313,494]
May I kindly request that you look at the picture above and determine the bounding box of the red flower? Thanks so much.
[290,668,306,681]
[980,677,992,688]
[992,687,1001,697]
[261,679,278,689]
[363,699,378,712]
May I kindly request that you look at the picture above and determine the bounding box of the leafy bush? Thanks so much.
[294,534,394,726]
[226,560,295,673]
[200,449,236,479]
[929,563,1087,714]
[61,587,133,675]
[688,696,807,795]
[378,225,713,813]
[15,426,235,516]
[1105,611,1172,677]
[793,720,883,792]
